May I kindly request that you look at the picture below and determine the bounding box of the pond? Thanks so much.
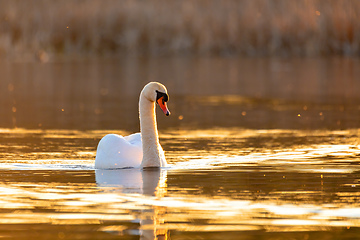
[0,57,359,239]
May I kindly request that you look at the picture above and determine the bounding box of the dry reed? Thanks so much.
[0,0,359,60]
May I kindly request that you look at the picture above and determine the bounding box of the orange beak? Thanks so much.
[157,97,170,116]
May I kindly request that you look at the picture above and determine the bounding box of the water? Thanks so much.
[0,128,360,239]
[1,57,360,130]
[0,57,360,239]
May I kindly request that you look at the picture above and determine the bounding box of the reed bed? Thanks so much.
[0,0,359,59]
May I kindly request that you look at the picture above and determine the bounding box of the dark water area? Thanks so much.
[0,57,359,130]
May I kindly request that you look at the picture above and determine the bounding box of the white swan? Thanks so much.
[95,82,170,169]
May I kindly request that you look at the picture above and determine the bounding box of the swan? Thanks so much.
[95,82,170,169]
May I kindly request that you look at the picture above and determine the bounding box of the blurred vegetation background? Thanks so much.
[0,0,359,61]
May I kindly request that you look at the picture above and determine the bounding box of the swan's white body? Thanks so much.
[95,82,169,169]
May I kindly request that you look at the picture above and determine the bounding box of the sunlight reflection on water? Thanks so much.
[0,179,360,233]
[0,128,359,239]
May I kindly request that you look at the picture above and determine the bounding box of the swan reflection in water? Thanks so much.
[95,168,169,239]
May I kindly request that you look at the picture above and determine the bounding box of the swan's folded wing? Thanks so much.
[95,134,142,169]
[124,133,142,147]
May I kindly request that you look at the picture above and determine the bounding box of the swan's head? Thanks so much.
[142,82,170,116]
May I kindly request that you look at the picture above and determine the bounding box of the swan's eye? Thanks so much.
[156,90,169,103]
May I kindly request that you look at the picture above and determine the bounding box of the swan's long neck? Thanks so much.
[139,94,162,167]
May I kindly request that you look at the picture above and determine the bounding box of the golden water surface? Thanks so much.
[0,128,359,239]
